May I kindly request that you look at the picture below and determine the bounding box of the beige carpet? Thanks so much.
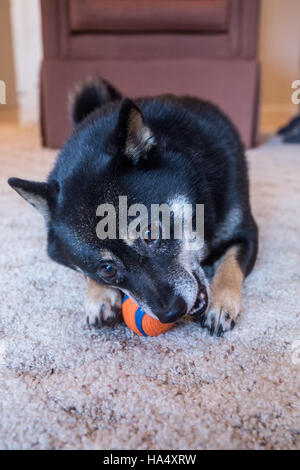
[0,125,299,450]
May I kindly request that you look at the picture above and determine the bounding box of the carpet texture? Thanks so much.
[0,125,299,450]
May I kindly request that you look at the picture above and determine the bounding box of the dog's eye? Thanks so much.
[144,229,155,242]
[98,263,117,279]
[142,224,160,247]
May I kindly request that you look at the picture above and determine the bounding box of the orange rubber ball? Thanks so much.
[122,295,174,337]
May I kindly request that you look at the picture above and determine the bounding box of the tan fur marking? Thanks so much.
[126,108,154,160]
[100,249,114,260]
[201,246,244,335]
[209,246,244,317]
[85,278,121,325]
[122,236,135,246]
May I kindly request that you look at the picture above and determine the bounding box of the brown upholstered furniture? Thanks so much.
[40,0,261,148]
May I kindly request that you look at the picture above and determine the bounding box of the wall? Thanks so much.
[0,0,17,116]
[1,0,300,131]
[259,0,300,132]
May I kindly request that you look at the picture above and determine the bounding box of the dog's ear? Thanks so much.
[111,98,156,166]
[7,177,55,221]
[69,76,122,127]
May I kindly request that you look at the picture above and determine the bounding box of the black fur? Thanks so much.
[70,77,122,126]
[8,78,258,330]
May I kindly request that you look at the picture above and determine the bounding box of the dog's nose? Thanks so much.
[158,297,187,323]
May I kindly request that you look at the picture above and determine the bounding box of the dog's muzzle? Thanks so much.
[156,296,187,324]
[189,274,208,317]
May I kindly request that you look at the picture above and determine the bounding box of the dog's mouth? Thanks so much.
[189,274,208,317]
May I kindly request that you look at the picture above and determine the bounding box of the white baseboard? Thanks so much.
[9,0,42,125]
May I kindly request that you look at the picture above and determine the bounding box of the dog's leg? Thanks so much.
[202,246,244,336]
[85,278,122,328]
[201,216,258,336]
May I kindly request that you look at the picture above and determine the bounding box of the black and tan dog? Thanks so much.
[8,78,258,336]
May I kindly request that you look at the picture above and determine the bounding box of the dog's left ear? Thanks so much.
[7,177,53,221]
[112,98,156,166]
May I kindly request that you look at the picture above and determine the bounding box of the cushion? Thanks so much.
[69,0,229,33]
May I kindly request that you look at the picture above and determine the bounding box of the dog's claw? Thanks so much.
[86,314,103,329]
[200,305,239,336]
[104,315,115,325]
[95,315,103,329]
[217,324,224,337]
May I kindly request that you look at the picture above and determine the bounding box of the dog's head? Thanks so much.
[8,84,208,323]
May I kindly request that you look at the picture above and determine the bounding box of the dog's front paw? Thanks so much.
[85,281,122,328]
[200,289,241,337]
